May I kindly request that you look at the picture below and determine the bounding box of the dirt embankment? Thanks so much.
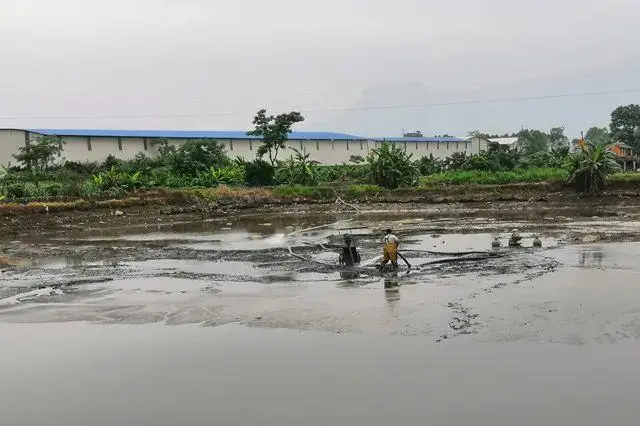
[1,182,640,242]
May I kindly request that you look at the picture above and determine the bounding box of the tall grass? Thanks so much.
[608,172,640,182]
[420,168,568,186]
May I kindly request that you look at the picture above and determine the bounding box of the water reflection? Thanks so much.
[339,271,360,280]
[578,248,605,268]
[384,276,400,308]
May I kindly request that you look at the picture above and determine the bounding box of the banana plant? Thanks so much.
[567,140,621,194]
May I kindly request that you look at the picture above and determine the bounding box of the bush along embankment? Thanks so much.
[1,132,638,214]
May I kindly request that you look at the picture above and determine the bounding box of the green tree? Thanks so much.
[415,154,444,176]
[247,109,305,166]
[167,139,230,176]
[151,138,176,158]
[13,135,64,171]
[549,127,569,149]
[517,129,549,155]
[610,104,640,149]
[443,151,469,170]
[367,142,419,188]
[244,159,275,186]
[585,127,611,144]
[567,140,620,194]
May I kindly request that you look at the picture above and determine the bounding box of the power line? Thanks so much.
[303,88,640,113]
[0,87,638,121]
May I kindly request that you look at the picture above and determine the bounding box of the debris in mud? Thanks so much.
[200,285,221,294]
[449,317,471,330]
[437,301,480,342]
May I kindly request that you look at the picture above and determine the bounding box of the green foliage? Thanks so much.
[443,152,470,170]
[518,129,550,155]
[518,149,568,169]
[247,109,305,166]
[151,138,176,158]
[608,172,640,183]
[314,164,368,183]
[244,159,275,187]
[275,147,320,186]
[549,127,569,150]
[415,154,445,176]
[610,104,640,149]
[467,130,518,138]
[566,140,621,194]
[101,154,123,172]
[63,161,100,176]
[127,152,158,173]
[585,127,611,145]
[149,170,194,189]
[165,139,230,176]
[342,184,382,197]
[87,166,145,194]
[421,168,567,186]
[194,166,245,187]
[9,113,640,199]
[367,142,419,189]
[1,181,70,200]
[461,145,520,172]
[349,155,365,164]
[13,136,65,171]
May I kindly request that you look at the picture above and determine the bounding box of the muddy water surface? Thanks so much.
[2,210,640,425]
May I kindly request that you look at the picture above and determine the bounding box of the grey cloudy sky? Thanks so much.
[1,0,639,138]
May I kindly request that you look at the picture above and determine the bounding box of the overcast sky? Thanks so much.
[1,0,639,138]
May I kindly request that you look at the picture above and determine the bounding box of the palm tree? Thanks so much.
[567,140,620,194]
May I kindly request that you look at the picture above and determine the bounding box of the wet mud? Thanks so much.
[3,201,640,345]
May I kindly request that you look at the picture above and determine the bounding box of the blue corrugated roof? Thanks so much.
[26,128,363,140]
[18,129,465,143]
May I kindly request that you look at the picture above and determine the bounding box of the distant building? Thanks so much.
[0,128,488,166]
[611,142,633,158]
[611,142,637,172]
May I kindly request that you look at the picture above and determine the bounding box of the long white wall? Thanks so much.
[0,129,27,167]
[0,129,490,167]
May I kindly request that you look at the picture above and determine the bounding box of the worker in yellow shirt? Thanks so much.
[380,229,400,271]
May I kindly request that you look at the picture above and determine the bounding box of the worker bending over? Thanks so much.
[339,234,361,266]
[532,235,542,247]
[508,229,522,247]
[380,229,400,271]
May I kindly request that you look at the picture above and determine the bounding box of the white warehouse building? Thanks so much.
[0,128,489,166]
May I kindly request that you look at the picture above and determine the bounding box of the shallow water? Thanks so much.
[1,324,640,426]
[2,212,640,425]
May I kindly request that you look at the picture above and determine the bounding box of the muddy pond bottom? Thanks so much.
[3,212,640,425]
